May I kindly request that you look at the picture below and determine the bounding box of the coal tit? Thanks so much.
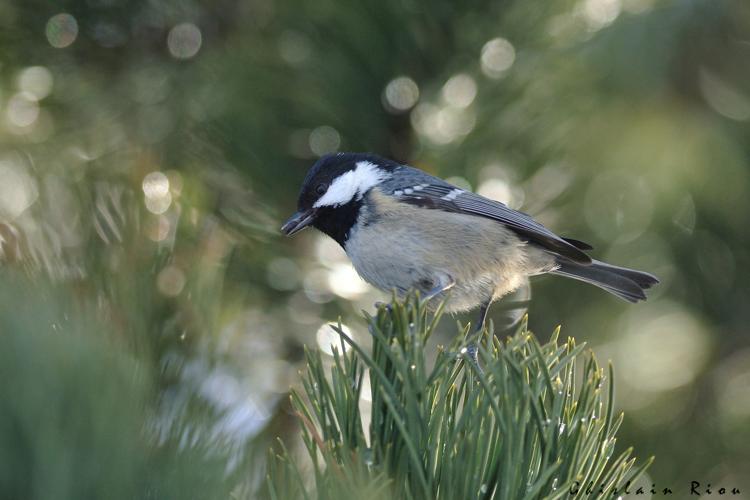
[282,153,659,331]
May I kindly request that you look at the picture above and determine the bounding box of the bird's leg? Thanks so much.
[463,298,492,371]
[374,301,392,312]
[474,299,491,332]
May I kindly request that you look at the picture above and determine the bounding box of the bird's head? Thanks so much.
[281,153,397,244]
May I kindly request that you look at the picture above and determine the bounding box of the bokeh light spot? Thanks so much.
[480,38,515,78]
[411,104,476,144]
[167,23,202,59]
[617,306,710,395]
[478,163,526,209]
[584,172,654,244]
[716,350,750,423]
[6,92,40,128]
[383,76,419,113]
[699,69,750,122]
[145,193,172,214]
[0,159,38,220]
[327,263,369,299]
[157,265,186,297]
[266,257,301,291]
[442,73,477,108]
[477,179,513,205]
[18,67,54,100]
[146,215,171,242]
[303,269,334,303]
[46,13,78,48]
[142,171,170,198]
[309,126,341,156]
[142,172,172,214]
[315,233,349,268]
[316,323,352,356]
[583,0,621,31]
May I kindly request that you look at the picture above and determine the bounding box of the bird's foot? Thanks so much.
[462,341,483,374]
[374,301,392,312]
[445,341,483,374]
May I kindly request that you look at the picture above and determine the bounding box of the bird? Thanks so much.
[281,152,658,355]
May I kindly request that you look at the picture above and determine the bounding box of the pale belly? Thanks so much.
[344,196,555,313]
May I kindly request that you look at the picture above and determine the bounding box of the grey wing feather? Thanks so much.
[383,167,592,264]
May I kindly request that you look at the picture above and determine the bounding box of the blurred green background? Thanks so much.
[1,0,749,497]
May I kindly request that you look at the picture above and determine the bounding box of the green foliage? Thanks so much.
[0,273,241,500]
[266,295,651,499]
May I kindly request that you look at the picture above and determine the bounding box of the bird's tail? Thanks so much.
[551,259,659,303]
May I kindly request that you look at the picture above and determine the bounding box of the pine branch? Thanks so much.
[266,294,652,500]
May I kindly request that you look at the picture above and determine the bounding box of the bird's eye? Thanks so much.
[315,183,327,196]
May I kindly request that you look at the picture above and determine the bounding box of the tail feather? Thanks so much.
[551,259,659,303]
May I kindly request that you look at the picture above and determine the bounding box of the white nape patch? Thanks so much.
[441,188,463,201]
[314,161,390,208]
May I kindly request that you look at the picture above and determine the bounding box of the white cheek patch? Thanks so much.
[314,161,390,208]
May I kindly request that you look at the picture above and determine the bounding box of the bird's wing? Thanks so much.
[386,176,592,264]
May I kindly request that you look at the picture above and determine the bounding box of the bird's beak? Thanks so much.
[281,209,317,236]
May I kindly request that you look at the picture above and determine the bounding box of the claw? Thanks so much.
[462,342,483,374]
[445,341,483,374]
